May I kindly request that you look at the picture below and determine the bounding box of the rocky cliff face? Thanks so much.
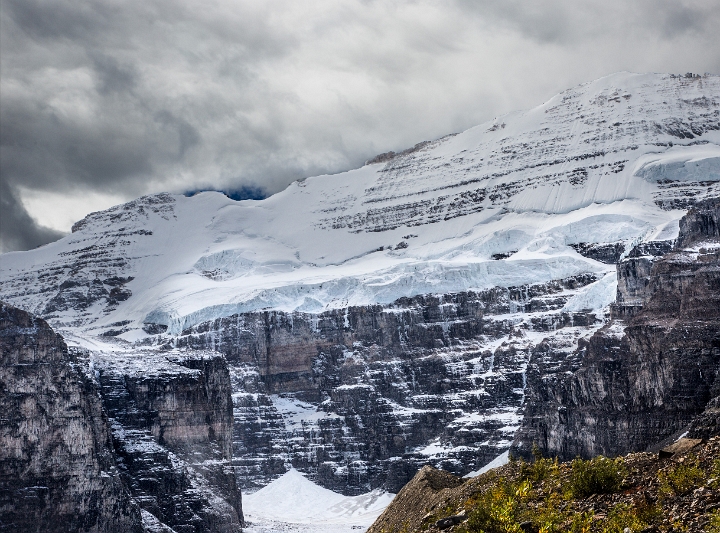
[513,199,720,460]
[171,275,602,494]
[0,302,143,533]
[92,350,244,533]
[0,301,243,533]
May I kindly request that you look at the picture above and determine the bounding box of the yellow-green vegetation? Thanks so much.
[707,509,720,533]
[520,445,560,485]
[461,479,531,533]
[454,472,649,533]
[570,456,627,498]
[658,455,704,496]
[600,503,650,533]
[370,439,720,533]
[711,457,720,489]
[432,442,720,533]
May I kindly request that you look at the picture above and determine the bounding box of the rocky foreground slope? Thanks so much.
[0,303,243,533]
[367,436,720,533]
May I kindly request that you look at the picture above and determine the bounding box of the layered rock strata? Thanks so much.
[91,350,244,533]
[513,199,720,460]
[0,301,243,533]
[173,275,602,494]
[0,302,143,533]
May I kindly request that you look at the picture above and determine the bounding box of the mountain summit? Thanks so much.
[1,72,718,341]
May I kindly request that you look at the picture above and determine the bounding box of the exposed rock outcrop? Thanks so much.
[513,199,720,460]
[175,276,597,385]
[687,396,720,440]
[366,465,464,533]
[0,302,143,533]
[173,276,601,494]
[0,301,243,533]
[92,351,244,533]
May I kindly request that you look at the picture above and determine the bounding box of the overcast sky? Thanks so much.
[2,0,719,252]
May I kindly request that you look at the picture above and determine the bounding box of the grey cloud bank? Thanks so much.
[1,0,719,252]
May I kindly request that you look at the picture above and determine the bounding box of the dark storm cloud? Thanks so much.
[649,0,717,38]
[91,54,137,95]
[2,0,720,252]
[0,180,64,252]
[3,0,113,43]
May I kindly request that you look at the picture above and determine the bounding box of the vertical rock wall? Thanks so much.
[174,276,601,493]
[94,351,244,533]
[0,302,143,533]
[513,199,720,460]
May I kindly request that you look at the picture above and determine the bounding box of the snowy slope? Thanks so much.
[243,469,393,532]
[0,72,718,339]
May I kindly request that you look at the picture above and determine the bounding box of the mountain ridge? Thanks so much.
[2,72,718,342]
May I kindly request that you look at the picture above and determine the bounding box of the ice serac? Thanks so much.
[0,302,143,533]
[513,198,720,460]
[93,350,244,532]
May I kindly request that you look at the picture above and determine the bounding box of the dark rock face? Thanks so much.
[513,199,720,460]
[677,200,720,248]
[0,302,143,533]
[611,240,675,319]
[687,396,720,440]
[626,240,674,258]
[177,276,597,391]
[93,351,244,533]
[0,301,242,533]
[570,242,626,264]
[174,276,601,494]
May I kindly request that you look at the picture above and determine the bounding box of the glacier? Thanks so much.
[1,72,717,341]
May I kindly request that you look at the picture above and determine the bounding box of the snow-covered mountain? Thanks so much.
[1,72,719,518]
[1,72,718,339]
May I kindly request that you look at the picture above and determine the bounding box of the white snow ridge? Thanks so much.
[1,73,718,339]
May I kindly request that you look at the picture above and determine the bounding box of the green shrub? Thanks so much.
[520,445,559,485]
[529,492,565,533]
[461,479,531,533]
[711,458,720,488]
[600,503,647,533]
[570,456,626,498]
[568,511,593,533]
[633,499,662,525]
[658,456,705,496]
